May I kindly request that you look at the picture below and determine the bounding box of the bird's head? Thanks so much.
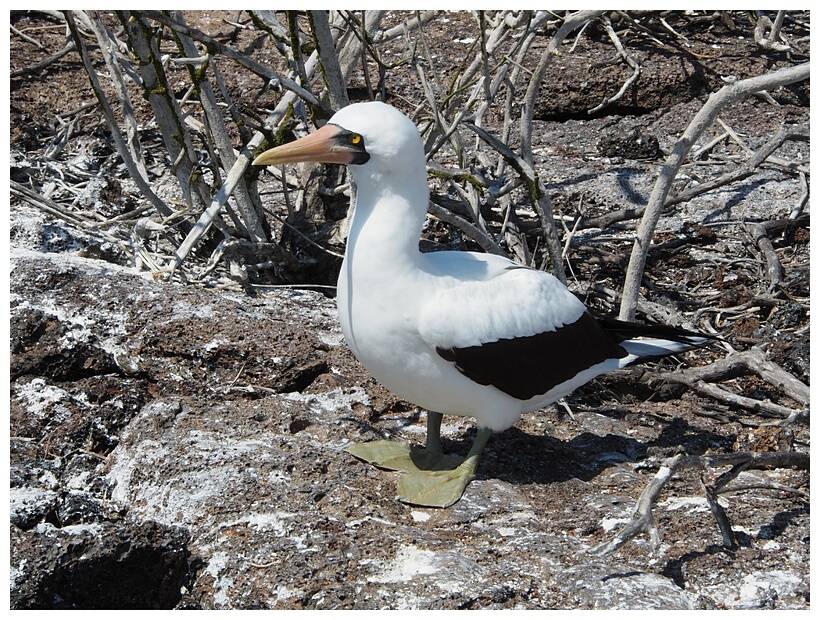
[253,101,424,178]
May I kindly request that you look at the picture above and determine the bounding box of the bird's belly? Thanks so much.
[336,258,528,431]
[342,313,526,430]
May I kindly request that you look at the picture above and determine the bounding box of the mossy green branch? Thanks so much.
[427,165,487,196]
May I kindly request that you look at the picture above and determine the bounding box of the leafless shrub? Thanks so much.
[11,10,810,551]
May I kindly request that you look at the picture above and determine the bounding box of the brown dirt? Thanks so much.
[9,10,810,610]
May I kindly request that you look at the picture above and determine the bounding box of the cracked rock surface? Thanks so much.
[10,205,809,609]
[9,10,809,610]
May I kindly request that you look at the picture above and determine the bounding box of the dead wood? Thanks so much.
[647,347,809,418]
[10,39,76,78]
[668,124,809,208]
[64,11,175,221]
[593,450,809,555]
[618,62,810,322]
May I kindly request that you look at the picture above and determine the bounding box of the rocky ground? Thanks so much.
[9,10,810,609]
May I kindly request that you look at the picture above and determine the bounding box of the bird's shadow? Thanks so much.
[453,414,727,487]
[343,410,729,487]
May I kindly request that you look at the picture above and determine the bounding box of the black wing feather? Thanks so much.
[436,312,627,400]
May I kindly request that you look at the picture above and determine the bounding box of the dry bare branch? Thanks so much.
[745,221,784,292]
[172,91,300,269]
[335,10,387,84]
[427,201,506,257]
[754,11,791,52]
[648,347,809,419]
[170,11,268,244]
[619,61,810,321]
[309,10,349,111]
[141,10,323,111]
[588,16,641,115]
[593,450,809,555]
[63,11,173,219]
[668,123,809,207]
[464,122,566,281]
[519,10,605,166]
[10,39,76,78]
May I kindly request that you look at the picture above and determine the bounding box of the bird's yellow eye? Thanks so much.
[351,134,362,145]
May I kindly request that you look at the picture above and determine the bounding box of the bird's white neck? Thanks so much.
[337,162,429,357]
[345,163,429,267]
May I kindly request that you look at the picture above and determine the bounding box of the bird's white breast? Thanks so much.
[336,248,566,431]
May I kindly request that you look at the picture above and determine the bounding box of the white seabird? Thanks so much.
[253,101,713,507]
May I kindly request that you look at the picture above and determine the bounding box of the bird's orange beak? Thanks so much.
[253,124,366,166]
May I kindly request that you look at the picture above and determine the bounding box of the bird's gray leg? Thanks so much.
[344,410,458,472]
[425,411,444,454]
[463,426,493,468]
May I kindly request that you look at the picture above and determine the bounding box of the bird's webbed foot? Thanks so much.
[344,422,493,508]
[344,439,464,473]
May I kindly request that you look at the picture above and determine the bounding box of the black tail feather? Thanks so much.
[596,317,716,347]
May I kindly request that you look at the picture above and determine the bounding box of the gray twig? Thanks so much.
[648,347,809,417]
[588,16,641,114]
[618,62,810,321]
[593,450,809,555]
[64,11,172,219]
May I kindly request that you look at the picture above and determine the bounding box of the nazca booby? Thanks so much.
[253,101,713,507]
